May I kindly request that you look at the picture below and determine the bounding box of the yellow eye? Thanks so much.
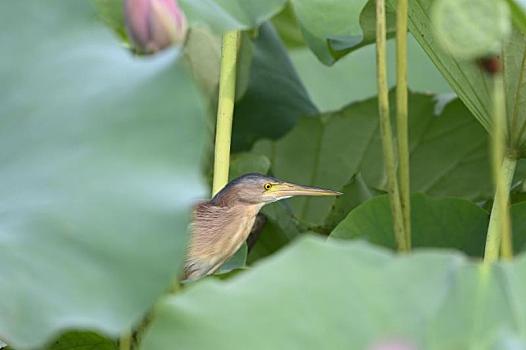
[264,183,272,190]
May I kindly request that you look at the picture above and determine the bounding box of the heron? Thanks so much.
[183,173,341,280]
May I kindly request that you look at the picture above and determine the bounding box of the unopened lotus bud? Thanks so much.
[124,0,188,54]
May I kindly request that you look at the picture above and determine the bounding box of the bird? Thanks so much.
[183,173,341,280]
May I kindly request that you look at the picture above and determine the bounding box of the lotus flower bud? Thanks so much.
[124,0,188,54]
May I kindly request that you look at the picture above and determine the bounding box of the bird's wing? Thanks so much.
[183,256,215,280]
[183,202,226,280]
[183,203,257,280]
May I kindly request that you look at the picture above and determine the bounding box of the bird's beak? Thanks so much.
[270,182,342,199]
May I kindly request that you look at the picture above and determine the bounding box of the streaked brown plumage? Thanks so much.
[183,173,341,280]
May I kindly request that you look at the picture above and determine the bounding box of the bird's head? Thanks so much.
[212,173,341,206]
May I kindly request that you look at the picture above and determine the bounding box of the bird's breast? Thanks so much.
[188,203,263,275]
[216,206,259,261]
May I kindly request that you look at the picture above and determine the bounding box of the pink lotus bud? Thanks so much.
[124,0,188,54]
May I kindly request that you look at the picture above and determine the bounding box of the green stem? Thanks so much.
[396,0,411,249]
[500,157,517,259]
[485,156,517,261]
[119,331,132,350]
[484,73,516,263]
[212,31,241,196]
[376,0,408,252]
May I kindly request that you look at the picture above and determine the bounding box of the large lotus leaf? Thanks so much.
[408,0,526,154]
[358,0,396,51]
[324,173,381,231]
[290,35,450,112]
[245,214,292,263]
[274,0,396,59]
[179,0,286,32]
[289,0,397,65]
[217,244,248,275]
[252,93,522,226]
[407,0,493,131]
[330,194,488,256]
[512,202,526,253]
[0,1,205,348]
[232,23,318,151]
[244,198,306,264]
[499,254,526,343]
[185,28,252,103]
[431,0,511,60]
[247,0,395,64]
[229,153,271,181]
[271,3,306,48]
[426,264,518,349]
[46,332,117,350]
[182,28,222,100]
[141,237,526,349]
[504,28,526,151]
[290,0,369,65]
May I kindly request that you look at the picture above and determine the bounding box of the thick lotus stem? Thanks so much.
[396,0,411,249]
[484,73,516,263]
[376,0,408,252]
[212,31,241,196]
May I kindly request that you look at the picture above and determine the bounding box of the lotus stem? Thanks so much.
[119,331,132,350]
[396,0,411,249]
[212,30,241,196]
[376,0,408,252]
[484,73,516,263]
[485,156,516,261]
